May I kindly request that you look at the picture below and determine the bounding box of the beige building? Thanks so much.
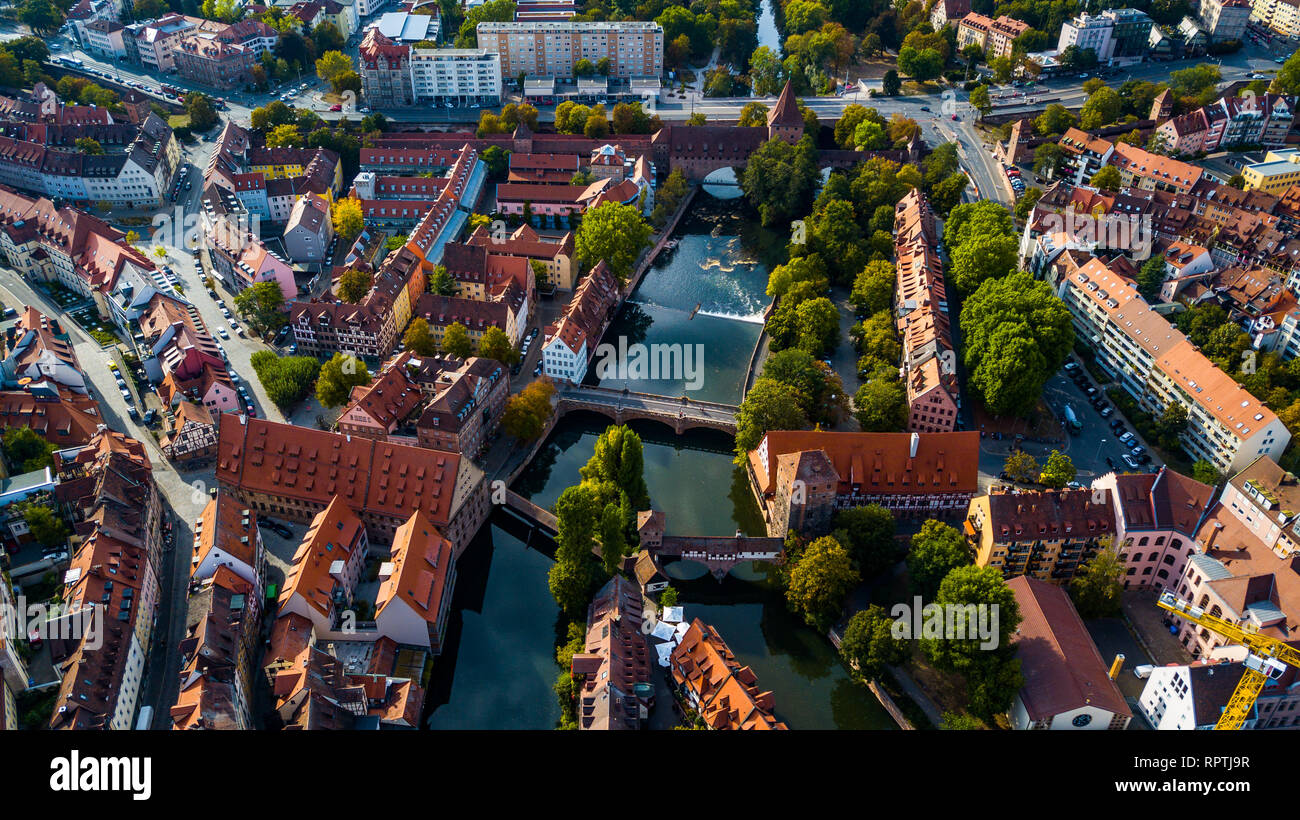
[476,20,663,78]
[956,13,1030,59]
[1250,0,1300,37]
[967,488,1117,584]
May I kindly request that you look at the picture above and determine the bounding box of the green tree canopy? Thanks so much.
[907,519,972,598]
[574,201,652,286]
[840,605,908,682]
[786,535,859,631]
[315,353,370,407]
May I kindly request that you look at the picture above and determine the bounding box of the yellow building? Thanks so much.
[1241,149,1300,194]
[966,488,1117,584]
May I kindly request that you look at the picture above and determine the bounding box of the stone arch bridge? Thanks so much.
[555,384,737,435]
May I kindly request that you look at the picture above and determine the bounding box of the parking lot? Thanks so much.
[1045,359,1162,478]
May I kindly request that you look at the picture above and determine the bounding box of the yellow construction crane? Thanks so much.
[1156,591,1300,729]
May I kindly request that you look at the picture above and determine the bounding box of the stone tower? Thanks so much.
[766,79,805,145]
[770,449,837,537]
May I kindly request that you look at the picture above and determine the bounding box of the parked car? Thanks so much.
[1099,406,1114,418]
[1109,418,1125,431]
[1119,431,1136,446]
[1085,386,1098,398]
[1133,664,1155,679]
[1062,361,1079,374]
[533,361,544,377]
[1122,453,1140,469]
[218,327,229,339]
[330,104,342,112]
[1130,445,1147,458]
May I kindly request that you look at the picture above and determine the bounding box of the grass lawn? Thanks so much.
[167,113,191,129]
[901,80,944,96]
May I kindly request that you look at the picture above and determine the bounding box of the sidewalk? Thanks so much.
[1121,588,1195,667]
[886,664,945,727]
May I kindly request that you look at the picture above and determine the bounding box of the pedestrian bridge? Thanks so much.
[555,384,738,434]
[501,489,557,535]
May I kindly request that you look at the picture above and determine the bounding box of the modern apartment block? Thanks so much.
[1056,9,1154,63]
[409,46,503,106]
[1052,254,1290,474]
[1251,0,1300,38]
[967,487,1118,584]
[475,20,663,78]
[1241,149,1300,194]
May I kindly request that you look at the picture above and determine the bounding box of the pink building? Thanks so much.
[1090,467,1215,591]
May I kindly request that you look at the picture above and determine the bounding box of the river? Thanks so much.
[425,195,895,730]
[758,0,783,56]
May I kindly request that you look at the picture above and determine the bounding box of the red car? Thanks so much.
[951,114,958,120]
[329,104,342,112]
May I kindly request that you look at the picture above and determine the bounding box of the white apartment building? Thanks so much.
[1057,12,1114,61]
[131,14,198,73]
[476,20,663,78]
[1055,255,1290,474]
[409,47,502,106]
[1200,0,1253,40]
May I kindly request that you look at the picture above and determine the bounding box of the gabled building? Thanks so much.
[542,260,619,383]
[570,576,652,729]
[968,487,1118,584]
[170,566,260,730]
[748,430,981,536]
[1007,576,1133,730]
[1091,467,1215,591]
[670,619,787,730]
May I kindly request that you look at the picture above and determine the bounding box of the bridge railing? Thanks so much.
[558,384,739,412]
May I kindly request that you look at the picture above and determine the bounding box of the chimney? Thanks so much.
[1108,653,1126,680]
[909,432,919,459]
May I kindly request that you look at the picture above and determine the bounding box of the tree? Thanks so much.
[1003,450,1038,483]
[574,201,651,286]
[961,272,1075,417]
[573,58,596,76]
[739,136,819,227]
[749,46,784,95]
[907,519,972,598]
[581,424,650,510]
[250,352,321,408]
[944,201,1015,252]
[849,260,894,315]
[833,505,899,577]
[921,565,1021,672]
[233,281,286,335]
[1034,104,1077,137]
[443,322,473,358]
[584,105,610,139]
[251,100,296,131]
[315,353,371,407]
[1069,540,1124,618]
[74,137,104,155]
[897,46,943,82]
[184,93,218,131]
[315,50,353,85]
[332,198,363,242]
[949,233,1018,295]
[19,0,64,33]
[786,536,858,631]
[1038,449,1076,489]
[881,69,901,96]
[737,101,770,127]
[969,84,991,115]
[1080,87,1121,130]
[502,380,556,440]
[1273,50,1300,96]
[427,264,457,296]
[734,377,809,460]
[265,123,303,148]
[940,712,984,730]
[499,102,539,132]
[478,326,516,365]
[1090,165,1122,190]
[795,297,840,357]
[480,145,509,180]
[611,102,654,134]
[22,503,69,547]
[762,348,848,425]
[403,317,437,356]
[336,268,372,303]
[2,427,55,473]
[853,377,908,432]
[1033,144,1064,177]
[1192,459,1222,486]
[685,112,707,126]
[840,605,907,682]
